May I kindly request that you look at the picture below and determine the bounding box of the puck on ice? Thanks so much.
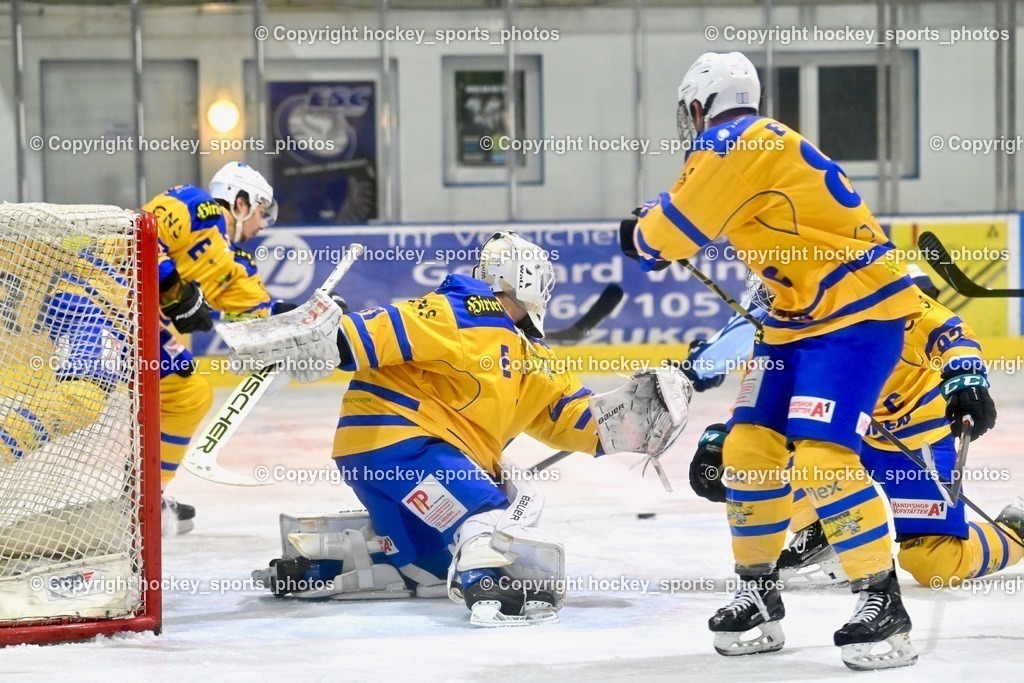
[636,513,656,519]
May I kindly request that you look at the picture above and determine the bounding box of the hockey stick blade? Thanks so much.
[183,243,366,486]
[546,284,624,343]
[949,415,973,505]
[919,231,1024,297]
[183,364,280,486]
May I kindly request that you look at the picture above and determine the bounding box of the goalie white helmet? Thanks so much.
[677,51,760,144]
[209,162,278,241]
[745,270,775,312]
[473,232,555,338]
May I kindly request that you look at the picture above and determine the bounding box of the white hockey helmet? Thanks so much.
[745,270,774,312]
[677,52,760,144]
[473,232,555,337]
[209,162,278,237]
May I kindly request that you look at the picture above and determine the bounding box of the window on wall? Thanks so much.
[41,60,199,206]
[757,51,917,178]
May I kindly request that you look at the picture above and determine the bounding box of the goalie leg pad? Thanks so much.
[449,475,566,625]
[253,511,421,600]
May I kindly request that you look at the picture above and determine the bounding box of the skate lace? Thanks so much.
[849,591,886,624]
[725,583,771,622]
[790,527,811,554]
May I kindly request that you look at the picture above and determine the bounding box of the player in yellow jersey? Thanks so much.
[688,272,1013,591]
[142,162,281,536]
[0,235,131,469]
[219,232,691,626]
[619,52,921,669]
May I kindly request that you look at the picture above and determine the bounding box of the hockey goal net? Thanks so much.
[0,203,160,645]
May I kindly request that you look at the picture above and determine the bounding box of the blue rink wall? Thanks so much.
[189,216,1024,382]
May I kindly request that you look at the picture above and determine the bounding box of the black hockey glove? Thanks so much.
[619,216,670,271]
[674,339,726,393]
[162,280,213,334]
[689,423,728,503]
[941,369,996,440]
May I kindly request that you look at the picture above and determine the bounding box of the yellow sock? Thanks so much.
[159,373,213,488]
[723,424,792,573]
[792,439,893,583]
[900,524,1024,587]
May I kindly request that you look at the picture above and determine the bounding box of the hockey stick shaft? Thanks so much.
[183,244,365,486]
[530,449,572,472]
[919,231,1024,297]
[545,284,625,343]
[682,258,1022,546]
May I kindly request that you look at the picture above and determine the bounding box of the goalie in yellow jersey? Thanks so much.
[217,232,692,627]
[619,52,921,670]
[142,161,284,536]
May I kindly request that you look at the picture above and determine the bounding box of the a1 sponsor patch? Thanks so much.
[375,535,399,556]
[788,396,835,423]
[891,498,947,519]
[402,475,469,532]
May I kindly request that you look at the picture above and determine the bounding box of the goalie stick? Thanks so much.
[919,231,1024,297]
[183,244,366,486]
[545,284,624,343]
[679,259,1024,546]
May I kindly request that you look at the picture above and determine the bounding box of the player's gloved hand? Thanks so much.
[619,217,670,272]
[329,292,349,313]
[672,339,726,392]
[162,280,214,334]
[216,290,343,383]
[941,367,996,440]
[689,423,728,503]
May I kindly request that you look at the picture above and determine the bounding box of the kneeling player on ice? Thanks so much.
[619,51,921,669]
[216,232,691,626]
[689,272,1018,591]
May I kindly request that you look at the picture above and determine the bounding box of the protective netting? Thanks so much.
[0,203,145,625]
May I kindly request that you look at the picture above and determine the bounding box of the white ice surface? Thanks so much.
[5,372,1024,682]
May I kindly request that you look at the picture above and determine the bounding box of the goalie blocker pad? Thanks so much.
[252,511,447,600]
[590,368,692,456]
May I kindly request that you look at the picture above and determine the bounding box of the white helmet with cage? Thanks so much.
[473,232,555,338]
[208,162,278,241]
[745,270,775,312]
[677,51,760,145]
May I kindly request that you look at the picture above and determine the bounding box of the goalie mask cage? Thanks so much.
[0,203,161,645]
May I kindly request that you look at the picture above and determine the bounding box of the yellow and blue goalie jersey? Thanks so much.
[334,274,600,475]
[867,294,984,452]
[142,184,272,319]
[633,116,919,345]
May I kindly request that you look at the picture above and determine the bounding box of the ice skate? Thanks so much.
[835,571,917,671]
[777,521,849,588]
[161,496,195,537]
[709,573,785,655]
[461,569,559,627]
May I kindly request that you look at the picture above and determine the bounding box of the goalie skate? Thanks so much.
[835,571,917,671]
[462,570,559,628]
[777,522,848,588]
[709,573,785,656]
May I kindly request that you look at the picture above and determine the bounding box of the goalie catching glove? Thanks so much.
[216,289,343,383]
[589,367,692,458]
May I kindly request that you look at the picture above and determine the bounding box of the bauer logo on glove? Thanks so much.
[589,366,693,458]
